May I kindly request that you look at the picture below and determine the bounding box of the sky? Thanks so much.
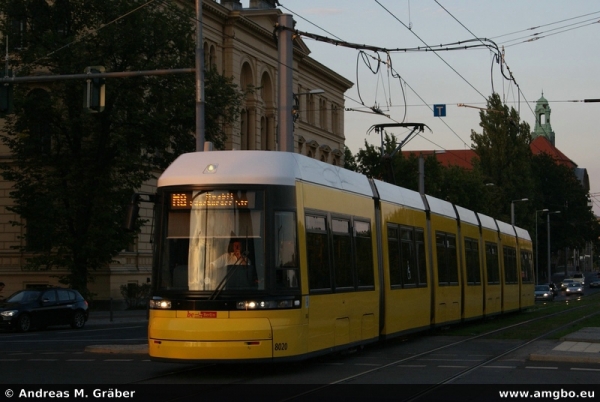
[249,1,600,214]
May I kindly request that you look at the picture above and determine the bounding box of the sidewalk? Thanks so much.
[528,327,600,364]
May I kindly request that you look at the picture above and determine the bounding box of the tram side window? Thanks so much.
[503,246,518,284]
[436,231,458,286]
[275,211,299,289]
[416,229,427,286]
[464,237,481,285]
[332,218,354,290]
[388,226,402,287]
[355,220,374,288]
[520,251,534,284]
[485,242,500,284]
[400,227,417,287]
[306,215,331,292]
[388,224,427,288]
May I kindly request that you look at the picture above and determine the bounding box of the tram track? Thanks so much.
[282,296,600,401]
[127,293,599,401]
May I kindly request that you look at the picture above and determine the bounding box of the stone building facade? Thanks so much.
[0,0,353,305]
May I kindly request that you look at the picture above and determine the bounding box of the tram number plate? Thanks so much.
[274,342,288,351]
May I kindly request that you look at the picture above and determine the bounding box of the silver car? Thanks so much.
[565,282,584,296]
[534,285,554,301]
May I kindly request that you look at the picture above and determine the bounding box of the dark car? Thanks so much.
[534,285,554,301]
[0,287,88,332]
[589,278,600,288]
[564,282,584,296]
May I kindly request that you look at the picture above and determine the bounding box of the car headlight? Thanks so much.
[149,299,171,309]
[0,310,18,317]
[237,299,301,310]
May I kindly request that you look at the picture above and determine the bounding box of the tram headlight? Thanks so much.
[236,299,300,310]
[149,299,172,309]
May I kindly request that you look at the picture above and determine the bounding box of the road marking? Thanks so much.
[525,366,558,370]
[417,358,481,361]
[397,365,426,368]
[104,359,134,362]
[66,359,95,362]
[571,367,600,372]
[482,366,516,369]
[354,363,381,366]
[438,365,468,368]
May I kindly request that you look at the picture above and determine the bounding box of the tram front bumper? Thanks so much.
[148,314,273,361]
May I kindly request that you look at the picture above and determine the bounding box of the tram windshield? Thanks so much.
[158,190,265,291]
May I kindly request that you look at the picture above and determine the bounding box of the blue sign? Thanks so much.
[433,104,446,117]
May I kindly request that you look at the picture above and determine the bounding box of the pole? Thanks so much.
[277,14,294,152]
[511,202,515,226]
[418,155,424,195]
[547,213,551,285]
[195,0,205,152]
[535,213,539,284]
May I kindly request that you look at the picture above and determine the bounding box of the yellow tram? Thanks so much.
[148,151,534,362]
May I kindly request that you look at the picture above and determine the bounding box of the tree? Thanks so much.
[0,0,245,298]
[343,145,358,171]
[532,153,600,259]
[470,93,534,224]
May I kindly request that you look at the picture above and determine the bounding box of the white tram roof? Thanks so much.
[371,179,426,211]
[425,195,457,219]
[158,151,374,197]
[454,205,479,226]
[477,212,498,231]
[514,226,531,241]
[496,219,515,236]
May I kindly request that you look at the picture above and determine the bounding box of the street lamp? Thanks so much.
[511,198,529,226]
[547,210,561,285]
[535,209,548,284]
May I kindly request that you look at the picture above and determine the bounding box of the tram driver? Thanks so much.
[211,239,250,270]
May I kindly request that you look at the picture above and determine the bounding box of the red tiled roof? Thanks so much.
[403,136,576,169]
[529,136,576,168]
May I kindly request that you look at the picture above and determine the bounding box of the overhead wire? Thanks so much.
[490,10,600,40]
[433,1,562,158]
[501,18,600,48]
[374,0,489,101]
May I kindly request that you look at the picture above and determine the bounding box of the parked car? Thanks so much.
[534,285,554,301]
[564,282,584,296]
[589,278,600,288]
[0,287,89,332]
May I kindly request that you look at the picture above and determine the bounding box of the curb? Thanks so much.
[85,344,149,354]
[528,353,600,364]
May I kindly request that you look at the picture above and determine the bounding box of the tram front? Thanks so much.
[149,184,303,362]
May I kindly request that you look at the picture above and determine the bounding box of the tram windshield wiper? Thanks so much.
[208,254,248,300]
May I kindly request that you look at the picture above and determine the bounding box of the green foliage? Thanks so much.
[532,153,600,254]
[343,145,358,171]
[0,0,245,298]
[346,93,599,257]
[470,93,534,223]
[119,283,151,309]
